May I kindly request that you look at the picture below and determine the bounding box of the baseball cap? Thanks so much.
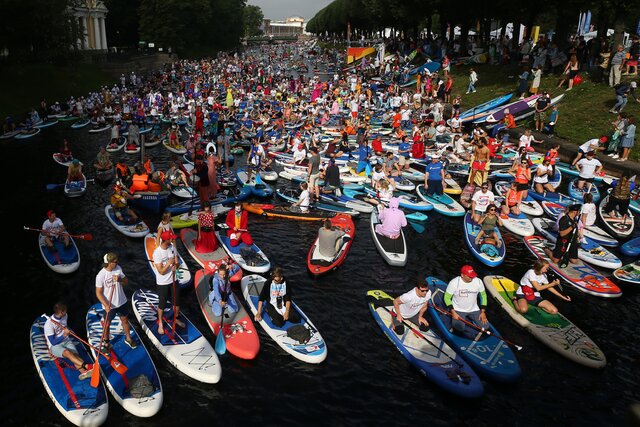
[586,151,595,156]
[568,204,582,212]
[161,230,177,241]
[47,210,55,217]
[632,81,637,88]
[460,265,477,278]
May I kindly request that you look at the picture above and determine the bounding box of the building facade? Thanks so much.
[72,0,109,50]
[262,16,306,37]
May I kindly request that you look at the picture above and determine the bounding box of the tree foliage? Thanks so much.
[243,4,264,37]
[104,0,141,47]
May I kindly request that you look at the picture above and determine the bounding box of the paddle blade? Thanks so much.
[46,183,63,191]
[215,330,226,355]
[79,233,93,241]
[90,362,101,388]
[110,359,128,375]
[255,171,264,186]
[408,221,426,233]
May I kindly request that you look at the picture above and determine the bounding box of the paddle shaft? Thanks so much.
[558,218,580,269]
[92,283,116,387]
[43,315,127,374]
[23,226,92,241]
[379,304,463,368]
[428,302,523,351]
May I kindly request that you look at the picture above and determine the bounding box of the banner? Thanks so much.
[531,26,540,43]
[347,47,375,64]
[583,11,592,36]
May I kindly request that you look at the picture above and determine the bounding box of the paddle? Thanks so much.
[43,314,128,375]
[215,306,227,355]
[23,226,93,241]
[372,301,464,368]
[558,218,580,269]
[46,179,94,191]
[496,277,516,304]
[428,301,523,351]
[92,283,116,387]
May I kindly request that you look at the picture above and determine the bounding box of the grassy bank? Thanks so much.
[448,62,640,160]
[0,63,116,121]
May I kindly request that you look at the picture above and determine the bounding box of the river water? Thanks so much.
[4,123,639,427]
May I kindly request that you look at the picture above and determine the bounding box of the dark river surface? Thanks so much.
[3,123,639,427]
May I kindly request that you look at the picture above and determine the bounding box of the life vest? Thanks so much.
[110,193,127,209]
[129,173,149,193]
[116,163,130,177]
[515,165,529,184]
[147,181,162,192]
[504,114,516,128]
[612,180,632,200]
[507,189,521,206]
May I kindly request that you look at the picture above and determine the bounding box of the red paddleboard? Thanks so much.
[180,228,242,281]
[307,214,355,276]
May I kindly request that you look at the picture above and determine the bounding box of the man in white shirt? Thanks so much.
[41,210,70,251]
[152,231,185,335]
[575,151,603,191]
[391,280,431,335]
[571,136,606,166]
[443,265,489,337]
[471,183,495,223]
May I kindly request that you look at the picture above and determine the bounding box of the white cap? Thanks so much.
[632,81,638,88]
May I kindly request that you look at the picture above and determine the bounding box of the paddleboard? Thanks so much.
[179,228,243,280]
[463,212,505,267]
[241,275,327,364]
[307,214,355,275]
[613,261,640,284]
[30,315,108,427]
[426,277,522,382]
[104,205,149,238]
[621,236,640,256]
[523,236,622,298]
[416,185,466,217]
[370,206,407,267]
[15,127,41,139]
[38,233,80,274]
[494,180,544,216]
[194,270,260,359]
[367,290,483,398]
[215,229,271,273]
[567,178,600,203]
[86,304,163,417]
[65,174,87,198]
[598,195,635,238]
[483,275,606,369]
[131,289,221,383]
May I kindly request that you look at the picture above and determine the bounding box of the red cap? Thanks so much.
[161,230,177,241]
[460,265,477,278]
[46,210,55,217]
[599,136,607,143]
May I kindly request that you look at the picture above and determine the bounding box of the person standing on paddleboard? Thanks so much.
[95,252,137,349]
[44,302,94,379]
[544,204,581,265]
[514,260,571,315]
[152,231,185,335]
[391,279,431,335]
[444,266,490,337]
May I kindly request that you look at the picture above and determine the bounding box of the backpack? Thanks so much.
[286,324,311,344]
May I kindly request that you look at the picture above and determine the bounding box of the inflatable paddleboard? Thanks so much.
[307,214,355,275]
[179,228,242,280]
[241,275,327,364]
[598,195,635,238]
[370,206,407,267]
[104,205,149,238]
[613,261,640,285]
[416,185,465,217]
[483,276,606,369]
[38,233,80,274]
[463,212,505,267]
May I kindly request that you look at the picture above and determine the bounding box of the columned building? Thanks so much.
[262,16,306,37]
[72,0,108,50]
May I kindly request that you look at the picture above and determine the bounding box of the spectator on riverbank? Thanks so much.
[618,116,636,162]
[609,44,626,87]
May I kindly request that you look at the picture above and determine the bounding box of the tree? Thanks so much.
[243,5,263,37]
[104,0,141,47]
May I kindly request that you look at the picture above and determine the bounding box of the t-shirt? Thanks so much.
[42,218,64,237]
[578,139,599,153]
[298,189,310,212]
[95,266,128,309]
[424,161,444,181]
[581,202,597,227]
[519,134,534,148]
[445,276,485,313]
[152,244,177,285]
[398,141,411,157]
[44,313,68,348]
[318,227,344,257]
[324,165,341,188]
[576,158,602,179]
[534,164,550,183]
[308,153,321,175]
[517,269,545,298]
[471,190,495,212]
[398,288,432,318]
[371,170,386,183]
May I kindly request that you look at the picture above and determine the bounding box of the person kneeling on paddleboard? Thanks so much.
[392,278,431,335]
[514,260,571,315]
[255,267,301,328]
[209,264,239,316]
[444,266,490,338]
[545,204,581,265]
[317,219,346,258]
[375,197,407,239]
[44,302,94,380]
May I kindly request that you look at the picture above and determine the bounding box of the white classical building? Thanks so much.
[72,0,109,50]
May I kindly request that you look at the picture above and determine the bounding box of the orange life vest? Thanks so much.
[129,173,149,193]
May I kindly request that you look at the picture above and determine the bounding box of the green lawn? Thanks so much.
[0,63,116,121]
[449,62,640,159]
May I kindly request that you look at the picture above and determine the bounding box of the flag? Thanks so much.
[347,47,376,64]
[583,11,592,35]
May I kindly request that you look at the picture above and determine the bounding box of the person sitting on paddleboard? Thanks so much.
[209,263,238,316]
[254,266,301,327]
[391,278,431,335]
[501,181,523,217]
[59,138,73,162]
[475,205,503,247]
[93,146,113,172]
[444,265,490,337]
[95,252,137,349]
[321,157,342,195]
[165,161,189,188]
[533,158,556,194]
[110,182,139,224]
[44,302,94,380]
[225,202,253,247]
[544,204,581,265]
[115,160,132,187]
[514,260,571,315]
[375,197,407,239]
[317,219,346,258]
[471,182,495,224]
[603,173,636,221]
[510,157,532,200]
[42,210,70,251]
[290,182,310,213]
[67,159,83,183]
